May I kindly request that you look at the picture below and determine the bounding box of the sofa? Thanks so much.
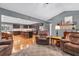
[36,37,49,45]
[0,40,13,56]
[0,32,13,56]
[36,31,49,45]
[60,32,79,56]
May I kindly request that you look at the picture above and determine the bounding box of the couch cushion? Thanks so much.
[64,43,79,52]
[69,34,79,44]
[65,33,71,41]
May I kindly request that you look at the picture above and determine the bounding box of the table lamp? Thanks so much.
[55,25,60,36]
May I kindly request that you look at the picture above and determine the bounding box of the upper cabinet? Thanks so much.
[13,24,20,28]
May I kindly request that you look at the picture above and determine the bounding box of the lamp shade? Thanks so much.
[55,25,60,30]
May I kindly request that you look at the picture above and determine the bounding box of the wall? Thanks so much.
[48,11,79,37]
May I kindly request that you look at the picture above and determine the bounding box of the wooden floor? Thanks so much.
[11,35,71,56]
[12,35,36,53]
[12,45,70,56]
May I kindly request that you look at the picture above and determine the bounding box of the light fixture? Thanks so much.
[45,3,49,4]
[42,3,50,7]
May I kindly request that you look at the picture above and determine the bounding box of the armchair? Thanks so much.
[60,32,79,55]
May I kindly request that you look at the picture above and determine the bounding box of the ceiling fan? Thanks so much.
[43,3,49,7]
[45,3,49,4]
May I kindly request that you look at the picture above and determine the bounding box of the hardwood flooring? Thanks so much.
[12,45,70,56]
[12,35,70,56]
[12,35,36,53]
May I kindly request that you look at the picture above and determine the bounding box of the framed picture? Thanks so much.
[64,16,73,24]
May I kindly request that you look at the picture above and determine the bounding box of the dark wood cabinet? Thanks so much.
[23,25,28,28]
[13,24,20,28]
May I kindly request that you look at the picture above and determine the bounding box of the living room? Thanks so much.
[0,3,79,56]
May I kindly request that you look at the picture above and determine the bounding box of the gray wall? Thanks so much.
[48,11,79,37]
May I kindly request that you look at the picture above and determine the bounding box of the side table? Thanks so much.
[51,36,62,47]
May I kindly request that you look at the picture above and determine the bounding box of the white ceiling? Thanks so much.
[2,15,39,25]
[0,3,79,21]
